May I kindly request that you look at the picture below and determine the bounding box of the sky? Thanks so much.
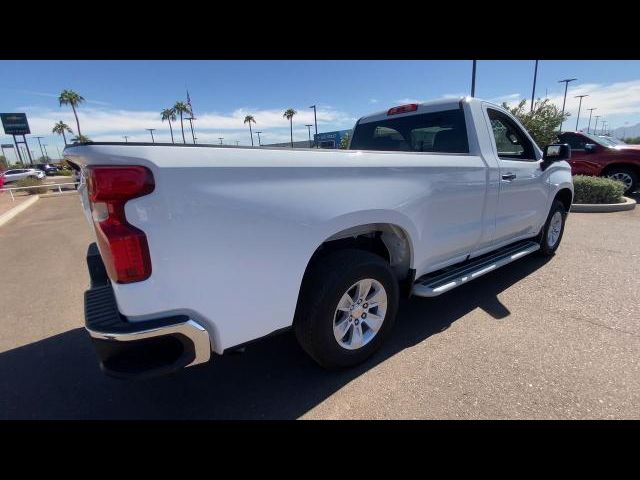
[1,60,640,161]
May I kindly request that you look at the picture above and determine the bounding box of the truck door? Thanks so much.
[483,106,548,245]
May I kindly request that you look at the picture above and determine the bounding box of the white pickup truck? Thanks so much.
[65,97,573,379]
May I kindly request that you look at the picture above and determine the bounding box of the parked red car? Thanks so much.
[558,131,640,193]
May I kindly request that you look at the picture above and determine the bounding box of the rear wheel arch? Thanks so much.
[294,223,413,317]
[601,162,640,177]
[309,223,413,281]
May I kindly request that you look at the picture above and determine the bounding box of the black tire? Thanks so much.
[604,167,637,194]
[537,200,567,256]
[294,249,399,369]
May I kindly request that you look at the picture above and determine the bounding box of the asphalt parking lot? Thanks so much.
[0,194,639,419]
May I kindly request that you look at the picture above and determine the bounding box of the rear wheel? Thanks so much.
[538,200,567,256]
[605,167,637,194]
[294,249,399,369]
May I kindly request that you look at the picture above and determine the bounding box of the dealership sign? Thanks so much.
[1,113,31,135]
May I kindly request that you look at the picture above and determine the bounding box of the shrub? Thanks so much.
[15,177,50,195]
[56,169,73,176]
[502,98,569,148]
[572,175,626,204]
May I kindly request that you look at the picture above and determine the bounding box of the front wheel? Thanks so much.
[294,249,399,369]
[538,200,567,256]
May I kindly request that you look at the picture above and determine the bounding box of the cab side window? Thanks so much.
[487,108,536,161]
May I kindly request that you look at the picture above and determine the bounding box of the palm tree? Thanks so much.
[283,108,297,147]
[244,115,256,146]
[173,101,190,144]
[161,108,177,144]
[71,134,91,144]
[58,90,85,137]
[52,120,73,146]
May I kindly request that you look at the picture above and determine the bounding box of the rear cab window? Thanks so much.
[349,108,469,154]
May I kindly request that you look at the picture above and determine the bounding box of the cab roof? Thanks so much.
[357,96,486,124]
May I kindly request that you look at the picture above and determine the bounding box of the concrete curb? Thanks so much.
[571,196,636,213]
[0,195,40,227]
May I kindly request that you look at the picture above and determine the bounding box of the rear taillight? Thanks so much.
[387,103,418,116]
[87,166,155,284]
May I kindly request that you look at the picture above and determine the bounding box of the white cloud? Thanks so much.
[12,105,357,145]
[369,98,378,104]
[498,80,640,128]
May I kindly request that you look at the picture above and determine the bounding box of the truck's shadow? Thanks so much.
[0,255,550,419]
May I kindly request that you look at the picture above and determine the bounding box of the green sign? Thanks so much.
[1,113,31,135]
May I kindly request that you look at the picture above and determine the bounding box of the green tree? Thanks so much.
[339,133,350,149]
[52,120,73,146]
[502,98,569,148]
[244,115,256,146]
[283,108,297,147]
[173,101,191,144]
[58,90,85,137]
[623,136,640,144]
[161,108,177,144]
[0,154,7,170]
[71,134,91,143]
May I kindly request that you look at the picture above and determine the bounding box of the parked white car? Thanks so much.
[1,168,46,183]
[65,97,574,379]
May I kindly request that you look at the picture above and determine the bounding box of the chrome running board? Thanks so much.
[411,240,540,298]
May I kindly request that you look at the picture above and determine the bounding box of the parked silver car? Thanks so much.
[1,168,46,183]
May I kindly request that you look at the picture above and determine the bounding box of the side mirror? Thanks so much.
[542,143,570,170]
[584,143,597,153]
[543,143,571,161]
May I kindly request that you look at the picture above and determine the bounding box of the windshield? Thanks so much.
[600,136,627,146]
[580,132,616,147]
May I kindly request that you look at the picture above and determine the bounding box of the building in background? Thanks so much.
[263,129,353,149]
[262,140,313,148]
[314,129,352,149]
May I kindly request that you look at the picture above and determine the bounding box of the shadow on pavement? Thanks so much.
[0,255,551,419]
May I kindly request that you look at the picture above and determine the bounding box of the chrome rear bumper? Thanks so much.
[84,243,211,379]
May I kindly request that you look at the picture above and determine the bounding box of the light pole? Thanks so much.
[256,131,262,146]
[309,105,318,147]
[574,95,588,131]
[471,60,477,97]
[186,117,196,144]
[219,137,223,145]
[558,78,577,133]
[530,60,539,112]
[42,144,49,160]
[123,136,129,143]
[586,108,597,133]
[601,121,607,135]
[235,140,240,146]
[56,146,62,159]
[35,136,45,160]
[594,115,600,135]
[305,124,313,148]
[146,128,156,143]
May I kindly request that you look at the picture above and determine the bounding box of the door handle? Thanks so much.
[501,173,517,181]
